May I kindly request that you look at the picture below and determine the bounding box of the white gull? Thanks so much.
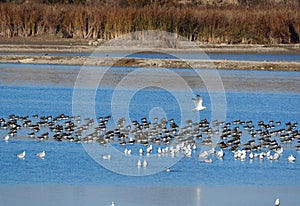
[36,151,46,159]
[17,151,26,159]
[192,95,206,112]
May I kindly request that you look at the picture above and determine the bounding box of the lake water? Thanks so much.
[0,55,299,206]
[0,52,299,62]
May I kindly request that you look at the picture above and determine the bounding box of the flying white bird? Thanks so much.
[192,95,206,112]
[275,198,280,206]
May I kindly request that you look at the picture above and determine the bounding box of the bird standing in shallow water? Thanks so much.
[3,135,9,142]
[137,159,142,167]
[101,154,111,160]
[288,155,296,162]
[192,95,206,112]
[143,159,148,167]
[17,151,26,159]
[36,151,46,159]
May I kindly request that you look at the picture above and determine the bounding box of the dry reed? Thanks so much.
[0,2,299,44]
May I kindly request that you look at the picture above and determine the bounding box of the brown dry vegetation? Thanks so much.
[0,2,299,44]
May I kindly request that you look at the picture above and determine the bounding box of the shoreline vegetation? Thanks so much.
[0,1,299,45]
[0,1,299,71]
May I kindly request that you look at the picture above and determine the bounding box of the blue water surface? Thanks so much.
[0,74,299,187]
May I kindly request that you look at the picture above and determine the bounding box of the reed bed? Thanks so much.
[0,2,299,44]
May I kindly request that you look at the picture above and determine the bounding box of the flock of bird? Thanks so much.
[15,150,45,160]
[0,95,297,206]
[0,95,299,165]
[0,112,299,164]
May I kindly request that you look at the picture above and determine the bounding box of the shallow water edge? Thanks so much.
[0,185,299,206]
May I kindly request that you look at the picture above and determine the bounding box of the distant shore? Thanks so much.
[0,39,299,71]
[1,37,300,54]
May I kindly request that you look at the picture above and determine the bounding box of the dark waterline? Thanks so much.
[0,52,299,62]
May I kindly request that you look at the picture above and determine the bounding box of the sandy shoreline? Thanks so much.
[0,37,299,53]
[0,39,299,71]
[0,54,299,71]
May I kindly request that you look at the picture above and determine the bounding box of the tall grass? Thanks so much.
[0,2,299,44]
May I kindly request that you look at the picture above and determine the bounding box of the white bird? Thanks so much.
[143,159,148,167]
[259,152,264,160]
[3,135,9,142]
[163,147,169,153]
[268,155,274,161]
[101,155,111,160]
[276,147,283,154]
[240,151,246,161]
[185,149,192,157]
[234,151,239,159]
[204,158,212,163]
[288,155,296,162]
[158,147,162,154]
[36,151,45,159]
[199,151,209,159]
[273,153,280,160]
[275,198,280,206]
[137,159,142,167]
[110,201,116,206]
[17,151,26,159]
[216,149,224,159]
[139,148,143,155]
[249,152,254,159]
[208,147,215,155]
[124,148,131,155]
[192,95,206,112]
[146,145,152,154]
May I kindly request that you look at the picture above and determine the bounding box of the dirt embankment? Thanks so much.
[0,41,299,71]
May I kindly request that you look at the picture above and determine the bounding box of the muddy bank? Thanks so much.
[0,39,299,71]
[0,39,300,54]
[0,54,299,71]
